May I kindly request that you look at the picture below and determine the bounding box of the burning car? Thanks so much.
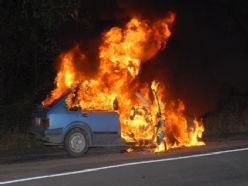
[32,13,205,157]
[31,88,166,157]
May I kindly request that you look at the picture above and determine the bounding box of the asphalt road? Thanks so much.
[0,138,248,186]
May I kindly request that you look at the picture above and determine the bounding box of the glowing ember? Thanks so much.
[126,148,134,153]
[43,12,205,152]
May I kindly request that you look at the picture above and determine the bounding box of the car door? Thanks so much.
[79,110,121,145]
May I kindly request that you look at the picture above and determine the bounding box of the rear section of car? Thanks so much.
[31,95,124,157]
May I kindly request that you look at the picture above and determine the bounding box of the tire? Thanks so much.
[64,128,89,157]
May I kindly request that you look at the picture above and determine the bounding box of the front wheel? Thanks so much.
[64,128,89,157]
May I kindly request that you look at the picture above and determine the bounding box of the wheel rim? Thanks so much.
[69,132,86,153]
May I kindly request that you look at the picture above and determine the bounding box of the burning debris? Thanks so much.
[43,12,205,152]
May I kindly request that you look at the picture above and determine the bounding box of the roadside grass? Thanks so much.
[0,132,65,164]
[0,132,47,157]
[0,98,52,158]
[204,95,248,136]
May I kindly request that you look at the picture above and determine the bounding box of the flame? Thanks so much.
[126,148,134,153]
[164,101,205,150]
[154,141,166,153]
[43,12,205,153]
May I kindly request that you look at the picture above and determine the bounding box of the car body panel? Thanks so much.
[31,95,125,146]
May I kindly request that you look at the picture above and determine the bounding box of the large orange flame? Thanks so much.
[43,12,205,152]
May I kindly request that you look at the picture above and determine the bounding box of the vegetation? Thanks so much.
[204,93,248,136]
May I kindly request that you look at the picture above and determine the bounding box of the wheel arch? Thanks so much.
[63,122,93,146]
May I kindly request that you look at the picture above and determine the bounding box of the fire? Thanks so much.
[164,101,205,150]
[43,12,205,152]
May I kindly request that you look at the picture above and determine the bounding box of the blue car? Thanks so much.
[31,95,125,157]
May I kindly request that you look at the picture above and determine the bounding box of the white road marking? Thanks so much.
[0,147,248,185]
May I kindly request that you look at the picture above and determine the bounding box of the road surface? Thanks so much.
[0,138,248,186]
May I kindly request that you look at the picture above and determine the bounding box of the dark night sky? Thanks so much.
[159,0,248,115]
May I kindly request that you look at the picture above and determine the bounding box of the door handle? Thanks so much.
[82,113,88,117]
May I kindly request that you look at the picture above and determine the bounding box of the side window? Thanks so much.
[65,92,80,111]
[68,106,79,111]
